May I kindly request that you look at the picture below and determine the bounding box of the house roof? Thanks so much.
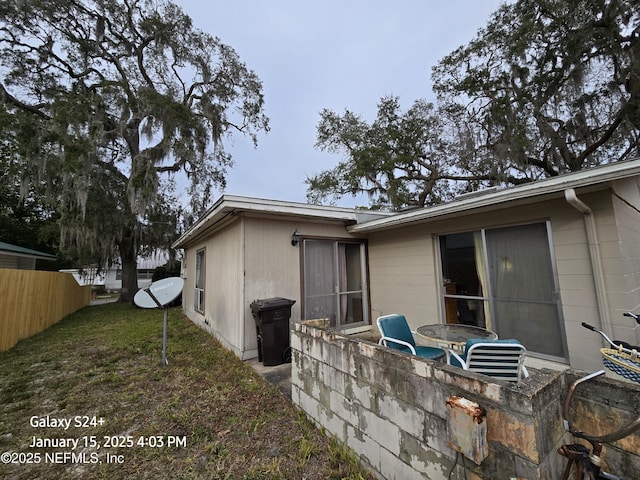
[173,160,640,247]
[172,195,391,248]
[347,158,640,233]
[0,241,57,260]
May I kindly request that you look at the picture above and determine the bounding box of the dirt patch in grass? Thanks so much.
[0,303,375,480]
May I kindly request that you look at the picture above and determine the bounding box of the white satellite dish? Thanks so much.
[133,277,184,365]
[134,277,184,309]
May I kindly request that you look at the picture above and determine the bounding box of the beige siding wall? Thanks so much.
[611,177,640,346]
[243,216,301,356]
[554,191,610,371]
[243,215,362,351]
[368,227,438,325]
[181,214,361,360]
[181,220,244,357]
[556,184,640,370]
[368,194,623,370]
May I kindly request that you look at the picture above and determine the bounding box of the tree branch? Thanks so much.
[0,84,49,119]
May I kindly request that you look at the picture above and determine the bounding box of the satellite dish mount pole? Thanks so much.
[144,288,169,366]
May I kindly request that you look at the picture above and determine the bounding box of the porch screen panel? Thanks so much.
[303,240,336,321]
[486,223,565,358]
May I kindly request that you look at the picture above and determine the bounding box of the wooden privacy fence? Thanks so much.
[0,268,91,352]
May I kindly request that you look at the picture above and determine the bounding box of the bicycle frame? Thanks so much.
[560,370,640,480]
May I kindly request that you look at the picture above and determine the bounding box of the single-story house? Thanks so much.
[0,241,56,270]
[61,251,178,290]
[172,198,388,358]
[172,159,640,373]
[103,251,172,291]
[59,265,106,287]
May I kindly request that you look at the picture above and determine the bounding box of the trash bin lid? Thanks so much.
[250,297,296,313]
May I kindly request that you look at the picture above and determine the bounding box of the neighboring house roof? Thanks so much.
[348,158,640,234]
[172,194,392,248]
[0,241,57,260]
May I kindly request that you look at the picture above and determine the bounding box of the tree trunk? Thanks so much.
[118,232,139,303]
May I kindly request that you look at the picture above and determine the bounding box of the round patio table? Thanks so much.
[416,324,498,350]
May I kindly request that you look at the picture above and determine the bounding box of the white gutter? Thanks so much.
[564,188,612,338]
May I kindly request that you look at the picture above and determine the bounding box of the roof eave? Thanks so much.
[0,241,57,260]
[0,252,57,261]
[348,159,640,234]
[172,195,385,249]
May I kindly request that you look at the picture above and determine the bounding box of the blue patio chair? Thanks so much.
[376,314,446,361]
[448,338,529,382]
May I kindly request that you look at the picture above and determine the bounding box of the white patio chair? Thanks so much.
[448,338,529,382]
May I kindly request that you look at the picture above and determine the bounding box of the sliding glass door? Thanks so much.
[439,232,490,329]
[485,223,565,359]
[439,222,567,360]
[302,239,368,328]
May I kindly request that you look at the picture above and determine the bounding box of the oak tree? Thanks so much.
[432,0,640,180]
[0,0,269,300]
[308,0,640,209]
[308,96,489,209]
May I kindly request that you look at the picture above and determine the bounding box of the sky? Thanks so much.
[175,1,507,208]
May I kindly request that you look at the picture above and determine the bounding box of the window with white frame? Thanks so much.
[439,222,567,361]
[195,249,205,313]
[302,239,368,328]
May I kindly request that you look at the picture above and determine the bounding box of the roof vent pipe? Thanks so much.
[564,188,613,338]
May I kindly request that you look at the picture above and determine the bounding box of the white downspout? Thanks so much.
[240,214,247,359]
[564,188,613,337]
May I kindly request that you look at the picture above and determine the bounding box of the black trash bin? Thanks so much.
[250,297,296,366]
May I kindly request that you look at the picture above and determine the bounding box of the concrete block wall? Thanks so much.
[291,320,640,479]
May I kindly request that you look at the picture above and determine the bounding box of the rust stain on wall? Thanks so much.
[447,396,488,465]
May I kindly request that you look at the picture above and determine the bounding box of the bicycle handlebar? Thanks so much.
[582,321,640,352]
[563,370,640,444]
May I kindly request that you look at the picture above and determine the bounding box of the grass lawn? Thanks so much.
[0,303,374,479]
